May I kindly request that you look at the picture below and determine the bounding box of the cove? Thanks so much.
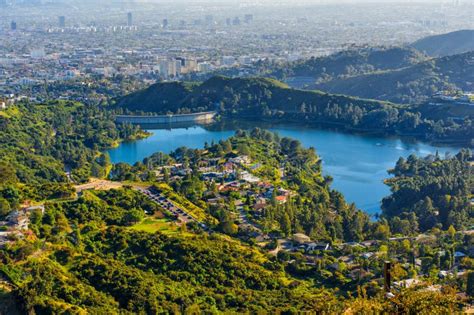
[106,121,462,216]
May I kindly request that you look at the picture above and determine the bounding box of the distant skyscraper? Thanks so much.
[162,19,168,28]
[232,17,241,26]
[10,21,17,31]
[226,18,232,26]
[205,15,214,25]
[58,16,66,28]
[244,14,254,24]
[127,12,133,26]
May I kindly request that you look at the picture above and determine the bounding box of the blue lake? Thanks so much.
[107,122,462,216]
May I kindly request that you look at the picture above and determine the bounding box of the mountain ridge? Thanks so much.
[411,29,474,57]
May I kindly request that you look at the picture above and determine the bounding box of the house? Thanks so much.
[240,171,260,183]
[0,100,6,110]
[253,198,267,211]
[393,278,422,289]
[207,197,224,205]
[328,262,342,271]
[361,252,375,260]
[275,195,288,204]
[5,210,29,230]
[229,156,251,166]
[415,258,422,268]
[360,240,378,247]
[306,242,330,252]
[454,251,467,261]
[218,184,239,192]
[234,200,244,207]
[349,268,372,280]
[344,242,363,248]
[26,205,45,215]
[292,233,311,244]
[339,255,354,264]
[223,162,236,172]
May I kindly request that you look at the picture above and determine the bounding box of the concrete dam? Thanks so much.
[115,111,217,124]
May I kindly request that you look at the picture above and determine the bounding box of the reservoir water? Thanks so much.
[107,121,462,215]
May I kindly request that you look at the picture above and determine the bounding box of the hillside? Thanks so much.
[269,47,427,88]
[411,30,474,57]
[0,130,469,313]
[116,76,388,115]
[117,76,473,146]
[315,51,474,104]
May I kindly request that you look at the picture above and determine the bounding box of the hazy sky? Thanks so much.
[133,0,462,3]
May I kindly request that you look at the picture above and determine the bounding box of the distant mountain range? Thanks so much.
[411,29,474,57]
[253,30,473,104]
[271,47,427,86]
[314,51,474,104]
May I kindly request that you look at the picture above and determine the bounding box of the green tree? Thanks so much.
[447,225,456,240]
[0,197,11,219]
[467,272,474,297]
[281,213,292,236]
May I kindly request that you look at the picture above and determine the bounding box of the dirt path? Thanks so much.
[74,178,124,192]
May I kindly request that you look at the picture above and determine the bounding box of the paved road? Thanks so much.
[237,207,262,233]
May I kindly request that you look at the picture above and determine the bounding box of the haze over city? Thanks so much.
[0,0,473,313]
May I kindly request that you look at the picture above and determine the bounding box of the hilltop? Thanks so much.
[411,30,474,57]
[116,76,387,115]
[269,47,427,87]
[315,51,474,104]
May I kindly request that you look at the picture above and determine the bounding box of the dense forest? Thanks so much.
[117,76,474,146]
[383,150,474,233]
[0,187,464,313]
[0,99,472,312]
[0,101,146,216]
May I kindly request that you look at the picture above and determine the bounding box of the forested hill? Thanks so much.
[269,46,427,84]
[315,51,474,104]
[116,76,388,115]
[411,30,474,57]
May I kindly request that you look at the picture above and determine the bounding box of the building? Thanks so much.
[293,233,311,244]
[238,56,252,65]
[222,56,235,67]
[244,14,254,23]
[232,17,241,26]
[58,16,66,28]
[158,59,177,78]
[127,12,133,26]
[162,19,169,28]
[10,21,17,31]
[205,15,214,26]
[30,48,46,59]
[198,62,212,73]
